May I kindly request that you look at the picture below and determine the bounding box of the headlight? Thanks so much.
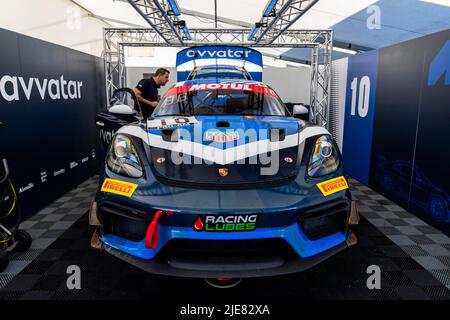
[106,134,143,178]
[308,135,340,177]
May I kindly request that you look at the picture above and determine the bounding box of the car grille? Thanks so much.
[155,175,296,190]
[155,238,297,269]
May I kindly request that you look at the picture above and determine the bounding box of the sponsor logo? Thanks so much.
[100,178,138,197]
[316,176,349,196]
[70,161,79,169]
[218,168,229,177]
[81,156,89,163]
[166,83,277,97]
[19,182,34,194]
[205,130,240,143]
[40,171,47,183]
[186,49,252,59]
[0,75,83,101]
[147,116,198,130]
[53,169,65,176]
[193,214,258,232]
[99,129,115,145]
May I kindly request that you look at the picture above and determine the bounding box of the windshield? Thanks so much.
[189,68,250,80]
[153,83,288,116]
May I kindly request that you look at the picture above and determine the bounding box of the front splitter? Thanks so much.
[102,241,348,278]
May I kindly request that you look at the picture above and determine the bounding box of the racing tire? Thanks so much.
[429,196,447,222]
[0,252,9,272]
[14,230,32,252]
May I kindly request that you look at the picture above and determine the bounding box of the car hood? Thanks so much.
[145,115,301,187]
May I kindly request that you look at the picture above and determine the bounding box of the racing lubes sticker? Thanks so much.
[193,214,258,232]
[316,176,349,196]
[101,178,138,197]
[147,116,198,130]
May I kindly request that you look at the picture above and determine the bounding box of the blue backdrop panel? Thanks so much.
[342,50,378,185]
[369,29,450,235]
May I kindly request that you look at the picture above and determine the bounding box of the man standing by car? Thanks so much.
[133,68,170,118]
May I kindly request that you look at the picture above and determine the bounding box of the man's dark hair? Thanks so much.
[154,68,170,76]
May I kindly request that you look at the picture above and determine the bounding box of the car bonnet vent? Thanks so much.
[161,129,178,142]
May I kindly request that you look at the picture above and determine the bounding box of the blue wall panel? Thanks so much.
[342,50,378,185]
[341,29,450,235]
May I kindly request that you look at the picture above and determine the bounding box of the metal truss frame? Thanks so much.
[253,0,319,45]
[127,0,185,44]
[103,28,333,128]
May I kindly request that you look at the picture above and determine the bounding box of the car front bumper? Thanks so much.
[89,194,358,278]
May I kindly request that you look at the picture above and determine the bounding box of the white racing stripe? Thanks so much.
[299,126,330,144]
[117,124,330,165]
[147,132,298,165]
[117,125,149,142]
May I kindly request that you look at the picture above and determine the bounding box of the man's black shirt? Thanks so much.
[136,77,160,118]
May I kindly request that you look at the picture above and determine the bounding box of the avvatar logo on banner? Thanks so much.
[0,75,83,101]
[176,46,263,67]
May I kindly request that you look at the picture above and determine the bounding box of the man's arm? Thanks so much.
[133,87,158,108]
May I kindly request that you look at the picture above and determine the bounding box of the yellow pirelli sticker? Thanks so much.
[316,176,349,196]
[101,179,138,197]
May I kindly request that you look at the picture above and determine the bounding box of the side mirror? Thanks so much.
[293,104,309,116]
[109,104,136,115]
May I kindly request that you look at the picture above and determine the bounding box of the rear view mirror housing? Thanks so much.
[109,88,142,116]
[109,104,136,115]
[293,104,309,116]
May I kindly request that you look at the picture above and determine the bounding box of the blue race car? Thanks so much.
[90,79,359,278]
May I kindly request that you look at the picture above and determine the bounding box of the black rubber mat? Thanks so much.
[1,213,449,301]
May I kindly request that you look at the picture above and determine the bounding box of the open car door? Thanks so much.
[95,88,142,154]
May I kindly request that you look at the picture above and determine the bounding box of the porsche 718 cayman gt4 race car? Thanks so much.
[90,78,359,278]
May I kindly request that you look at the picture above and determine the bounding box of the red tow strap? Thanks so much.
[145,210,173,249]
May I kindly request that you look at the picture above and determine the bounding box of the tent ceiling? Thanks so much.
[73,0,450,58]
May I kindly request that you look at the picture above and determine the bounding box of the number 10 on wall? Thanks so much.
[350,76,371,118]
